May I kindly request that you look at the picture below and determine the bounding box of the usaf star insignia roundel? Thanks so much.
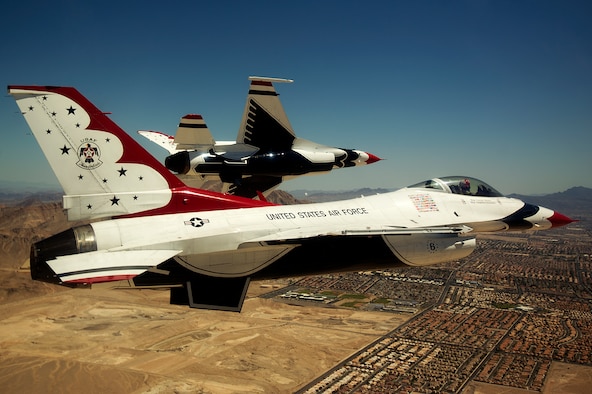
[184,217,210,228]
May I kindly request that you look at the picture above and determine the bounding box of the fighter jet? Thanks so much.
[9,85,574,312]
[138,76,381,198]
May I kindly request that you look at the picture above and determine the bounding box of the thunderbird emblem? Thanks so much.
[76,141,102,170]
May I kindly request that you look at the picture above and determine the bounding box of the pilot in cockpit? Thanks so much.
[459,178,471,194]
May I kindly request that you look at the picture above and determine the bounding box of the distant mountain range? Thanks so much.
[0,180,61,203]
[0,190,62,204]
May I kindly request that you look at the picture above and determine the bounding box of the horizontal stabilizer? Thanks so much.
[48,249,181,284]
[138,130,178,154]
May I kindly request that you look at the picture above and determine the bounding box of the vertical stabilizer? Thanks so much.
[173,114,216,150]
[236,77,295,152]
[9,85,271,220]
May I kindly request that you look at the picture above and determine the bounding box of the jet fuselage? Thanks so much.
[31,181,563,286]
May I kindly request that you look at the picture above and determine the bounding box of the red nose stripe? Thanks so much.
[366,153,382,164]
[549,211,575,228]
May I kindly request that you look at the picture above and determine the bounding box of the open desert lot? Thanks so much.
[0,270,406,393]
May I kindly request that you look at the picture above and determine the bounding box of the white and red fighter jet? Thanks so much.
[9,85,574,311]
[138,76,381,198]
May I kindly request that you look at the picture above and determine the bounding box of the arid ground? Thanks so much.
[1,201,591,393]
[0,268,408,393]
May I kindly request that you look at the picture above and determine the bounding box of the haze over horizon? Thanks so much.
[1,1,591,196]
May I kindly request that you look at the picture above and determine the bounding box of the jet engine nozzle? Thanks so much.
[30,225,97,286]
[165,151,191,174]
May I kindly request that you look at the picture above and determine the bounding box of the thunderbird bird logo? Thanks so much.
[77,141,102,170]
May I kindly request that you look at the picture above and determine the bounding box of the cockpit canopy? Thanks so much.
[408,176,503,197]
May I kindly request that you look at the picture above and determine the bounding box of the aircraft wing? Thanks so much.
[227,175,283,199]
[175,175,281,199]
[236,76,296,153]
[47,249,182,283]
[144,225,467,280]
[176,173,218,191]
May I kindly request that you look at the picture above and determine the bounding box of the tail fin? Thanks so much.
[236,76,295,152]
[173,114,215,151]
[9,85,270,220]
[138,114,215,154]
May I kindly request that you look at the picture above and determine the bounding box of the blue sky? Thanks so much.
[1,0,591,195]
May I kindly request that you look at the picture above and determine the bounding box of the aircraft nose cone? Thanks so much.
[548,211,576,228]
[365,152,382,165]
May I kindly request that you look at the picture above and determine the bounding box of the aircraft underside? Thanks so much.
[132,234,472,311]
[31,233,441,311]
[132,236,407,311]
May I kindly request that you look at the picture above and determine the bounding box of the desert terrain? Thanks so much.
[0,271,407,393]
[2,198,592,393]
[0,200,407,393]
